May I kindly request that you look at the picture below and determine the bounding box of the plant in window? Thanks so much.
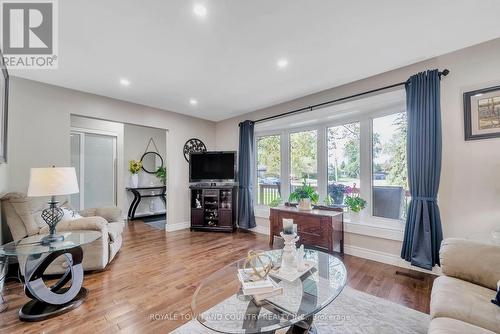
[269,196,282,208]
[289,177,319,211]
[344,187,367,213]
[327,183,348,205]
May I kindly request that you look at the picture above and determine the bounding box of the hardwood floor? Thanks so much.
[0,221,436,333]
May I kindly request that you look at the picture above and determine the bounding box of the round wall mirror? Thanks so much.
[141,152,164,174]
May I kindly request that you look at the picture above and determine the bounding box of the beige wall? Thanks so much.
[7,77,216,227]
[215,38,500,266]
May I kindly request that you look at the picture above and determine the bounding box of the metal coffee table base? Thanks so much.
[20,288,87,321]
[20,246,87,322]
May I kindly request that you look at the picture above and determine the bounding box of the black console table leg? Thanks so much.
[129,189,141,220]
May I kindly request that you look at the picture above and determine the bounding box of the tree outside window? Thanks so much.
[289,130,317,193]
[256,135,281,205]
[372,112,408,220]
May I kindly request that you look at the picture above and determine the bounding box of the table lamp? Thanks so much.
[27,166,79,245]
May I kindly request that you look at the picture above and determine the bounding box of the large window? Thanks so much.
[372,112,408,220]
[256,135,281,205]
[289,130,317,194]
[327,122,360,205]
[254,90,408,229]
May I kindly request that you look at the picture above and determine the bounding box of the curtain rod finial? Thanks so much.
[441,69,450,77]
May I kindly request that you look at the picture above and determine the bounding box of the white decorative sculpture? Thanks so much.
[279,232,299,274]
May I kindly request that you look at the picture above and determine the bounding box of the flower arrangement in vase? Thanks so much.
[288,177,319,211]
[129,160,142,188]
[327,183,348,205]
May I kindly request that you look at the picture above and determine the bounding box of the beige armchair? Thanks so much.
[428,238,500,334]
[0,192,124,275]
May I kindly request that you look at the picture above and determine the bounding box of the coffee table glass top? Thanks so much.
[191,249,347,334]
[0,231,101,256]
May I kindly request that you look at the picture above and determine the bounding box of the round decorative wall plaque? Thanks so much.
[183,138,207,162]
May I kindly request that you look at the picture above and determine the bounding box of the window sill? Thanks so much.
[254,205,405,242]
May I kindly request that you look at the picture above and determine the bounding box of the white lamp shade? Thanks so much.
[27,167,80,197]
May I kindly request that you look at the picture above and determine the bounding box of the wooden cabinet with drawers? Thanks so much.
[269,206,344,254]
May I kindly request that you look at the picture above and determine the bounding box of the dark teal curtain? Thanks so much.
[238,120,256,229]
[401,70,443,270]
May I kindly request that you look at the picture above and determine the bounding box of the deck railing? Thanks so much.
[258,184,281,206]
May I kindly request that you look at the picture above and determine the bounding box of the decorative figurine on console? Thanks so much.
[280,219,299,274]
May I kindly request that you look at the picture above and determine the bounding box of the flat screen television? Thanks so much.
[189,151,236,182]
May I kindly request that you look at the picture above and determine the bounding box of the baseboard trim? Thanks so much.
[166,221,190,232]
[344,244,441,275]
[250,225,270,236]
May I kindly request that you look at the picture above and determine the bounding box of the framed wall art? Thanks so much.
[464,85,500,141]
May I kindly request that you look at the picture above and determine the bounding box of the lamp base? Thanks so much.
[40,234,65,245]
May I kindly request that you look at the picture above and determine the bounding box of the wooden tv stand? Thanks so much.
[190,185,237,232]
[269,206,344,254]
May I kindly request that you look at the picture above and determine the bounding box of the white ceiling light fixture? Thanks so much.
[193,4,207,18]
[119,78,130,87]
[189,98,198,106]
[276,58,289,69]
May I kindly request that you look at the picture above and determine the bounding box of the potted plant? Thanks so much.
[155,166,166,185]
[327,183,348,205]
[129,160,142,188]
[269,196,282,208]
[344,187,366,221]
[289,177,319,211]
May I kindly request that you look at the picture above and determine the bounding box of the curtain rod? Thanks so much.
[250,69,450,125]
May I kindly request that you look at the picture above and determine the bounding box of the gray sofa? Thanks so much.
[428,238,500,334]
[0,192,124,274]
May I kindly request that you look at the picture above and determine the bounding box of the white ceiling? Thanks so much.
[10,0,500,121]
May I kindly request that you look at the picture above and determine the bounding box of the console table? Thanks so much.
[269,206,344,254]
[126,186,166,220]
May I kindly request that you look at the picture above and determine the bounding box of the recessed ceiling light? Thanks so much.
[276,58,289,69]
[193,4,207,17]
[120,78,130,86]
[189,98,198,106]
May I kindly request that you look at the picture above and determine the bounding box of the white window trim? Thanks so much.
[255,99,407,234]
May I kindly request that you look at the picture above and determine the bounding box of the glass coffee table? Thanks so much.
[0,231,101,321]
[192,249,347,333]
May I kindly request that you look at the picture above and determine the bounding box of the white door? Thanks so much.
[70,131,117,210]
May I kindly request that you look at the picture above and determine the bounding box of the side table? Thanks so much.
[0,231,101,321]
